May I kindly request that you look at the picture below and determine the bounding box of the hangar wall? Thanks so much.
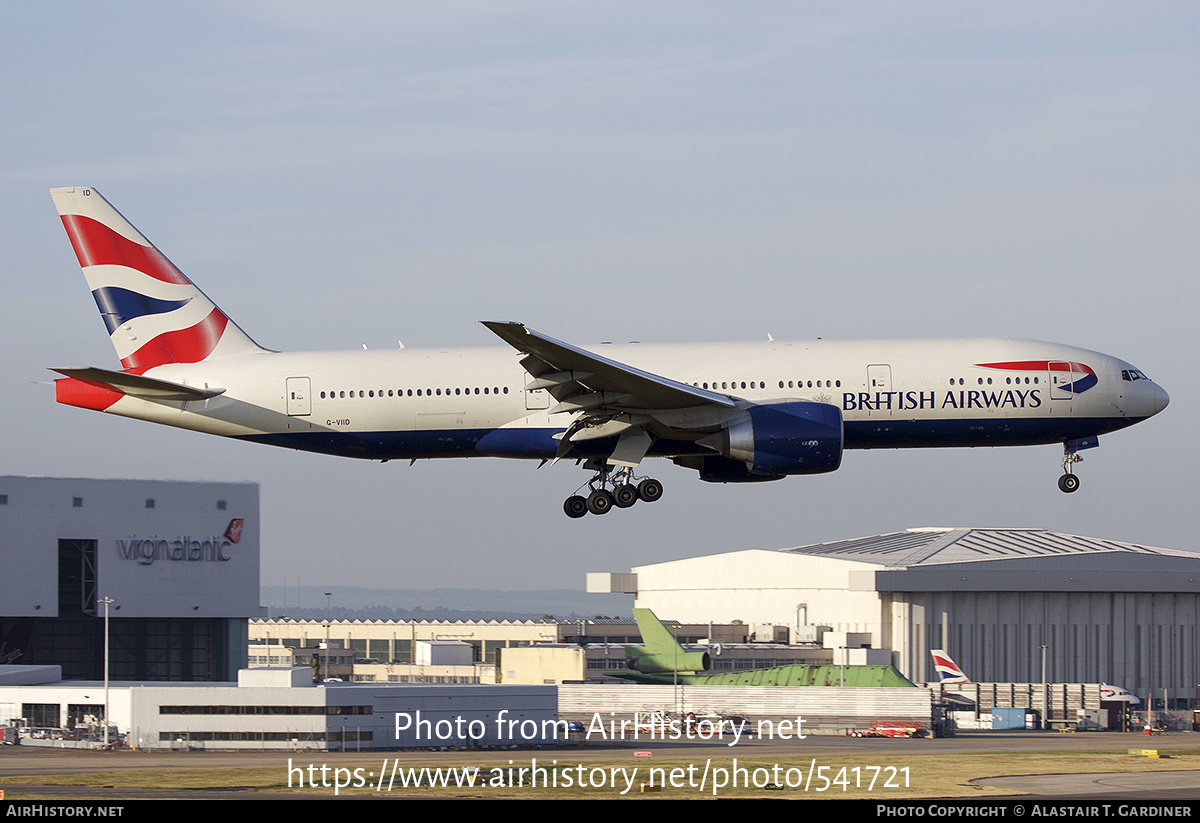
[896,590,1199,696]
[0,476,259,681]
[628,549,886,636]
[600,529,1200,701]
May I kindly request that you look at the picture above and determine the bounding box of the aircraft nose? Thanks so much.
[1153,383,1169,415]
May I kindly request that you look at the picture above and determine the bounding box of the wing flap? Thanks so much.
[525,370,594,391]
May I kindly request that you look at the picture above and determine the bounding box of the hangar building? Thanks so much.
[589,527,1200,700]
[0,476,259,681]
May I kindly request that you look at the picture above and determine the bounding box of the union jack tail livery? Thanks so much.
[49,186,267,372]
[930,650,969,683]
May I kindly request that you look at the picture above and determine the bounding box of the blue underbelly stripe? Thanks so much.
[234,416,1143,460]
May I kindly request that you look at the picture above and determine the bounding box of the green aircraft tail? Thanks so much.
[627,608,711,675]
[633,608,686,654]
[621,608,915,687]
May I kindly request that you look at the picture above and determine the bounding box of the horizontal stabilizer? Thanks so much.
[51,367,225,401]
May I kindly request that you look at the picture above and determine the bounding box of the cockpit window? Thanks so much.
[1122,369,1152,382]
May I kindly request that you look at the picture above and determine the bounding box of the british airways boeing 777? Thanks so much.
[48,187,1169,517]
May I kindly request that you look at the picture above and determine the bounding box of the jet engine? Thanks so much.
[696,401,843,480]
[627,650,712,674]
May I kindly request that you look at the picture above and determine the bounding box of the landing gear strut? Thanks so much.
[1058,449,1082,493]
[563,461,664,518]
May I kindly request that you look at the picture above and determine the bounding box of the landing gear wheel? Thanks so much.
[612,484,638,508]
[587,489,614,515]
[637,478,664,503]
[1058,474,1080,493]
[564,495,588,518]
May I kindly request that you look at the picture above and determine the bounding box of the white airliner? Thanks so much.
[48,186,1169,517]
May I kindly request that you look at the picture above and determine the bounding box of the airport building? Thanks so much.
[250,617,561,676]
[249,617,878,689]
[0,665,557,750]
[247,617,761,684]
[589,527,1200,701]
[5,478,1195,742]
[0,476,259,682]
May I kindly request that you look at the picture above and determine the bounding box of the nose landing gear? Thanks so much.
[1058,450,1082,493]
[563,462,664,518]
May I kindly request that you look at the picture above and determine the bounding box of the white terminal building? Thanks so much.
[589,527,1200,700]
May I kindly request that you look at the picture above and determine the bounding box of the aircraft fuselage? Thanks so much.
[58,336,1167,461]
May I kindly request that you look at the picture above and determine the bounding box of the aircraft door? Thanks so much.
[1049,362,1074,400]
[525,387,550,410]
[867,364,892,392]
[286,377,311,416]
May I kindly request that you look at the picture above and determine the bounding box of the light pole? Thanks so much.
[1040,644,1048,730]
[323,592,332,682]
[99,596,114,746]
[670,621,682,721]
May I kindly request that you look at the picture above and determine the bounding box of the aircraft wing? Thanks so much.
[481,321,735,412]
[51,367,225,401]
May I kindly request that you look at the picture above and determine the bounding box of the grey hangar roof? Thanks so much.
[779,528,1200,594]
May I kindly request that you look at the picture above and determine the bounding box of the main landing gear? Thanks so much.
[563,463,663,518]
[1058,450,1082,493]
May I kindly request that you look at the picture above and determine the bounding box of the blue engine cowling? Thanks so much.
[712,401,843,477]
[673,455,787,483]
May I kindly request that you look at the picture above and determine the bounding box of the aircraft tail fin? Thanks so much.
[930,649,969,683]
[49,186,269,372]
[632,608,688,657]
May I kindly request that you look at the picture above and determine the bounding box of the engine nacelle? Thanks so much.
[627,650,712,674]
[674,455,786,483]
[699,401,843,477]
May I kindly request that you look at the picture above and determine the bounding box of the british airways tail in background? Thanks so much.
[49,187,1169,517]
[930,650,970,683]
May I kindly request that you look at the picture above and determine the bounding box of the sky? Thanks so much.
[3,3,1198,598]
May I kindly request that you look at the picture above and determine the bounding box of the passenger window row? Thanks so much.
[316,373,1043,402]
[689,380,843,391]
[319,387,511,400]
[951,376,1039,386]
